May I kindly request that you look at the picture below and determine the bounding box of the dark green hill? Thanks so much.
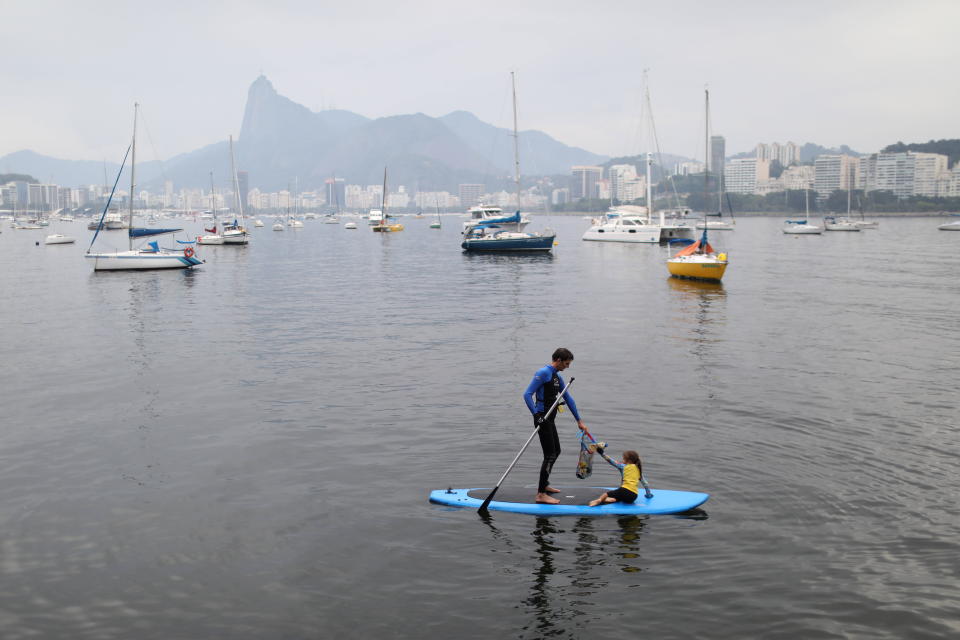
[883,139,960,167]
[0,173,38,184]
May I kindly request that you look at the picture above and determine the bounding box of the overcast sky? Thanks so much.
[2,0,957,165]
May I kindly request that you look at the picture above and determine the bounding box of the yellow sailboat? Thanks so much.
[666,230,728,281]
[371,167,404,233]
[667,88,728,282]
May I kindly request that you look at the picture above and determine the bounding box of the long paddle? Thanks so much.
[478,377,575,513]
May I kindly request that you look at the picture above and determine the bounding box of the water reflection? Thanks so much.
[666,277,727,392]
[480,513,653,638]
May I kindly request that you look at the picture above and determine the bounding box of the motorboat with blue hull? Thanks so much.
[461,222,555,252]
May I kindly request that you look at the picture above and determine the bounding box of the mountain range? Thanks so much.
[0,76,608,192]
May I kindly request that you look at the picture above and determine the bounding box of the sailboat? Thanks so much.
[85,104,202,271]
[582,77,695,244]
[783,188,823,234]
[196,171,225,245]
[461,72,554,252]
[824,164,863,232]
[222,136,250,244]
[697,96,734,231]
[853,189,878,229]
[666,90,727,281]
[430,199,442,229]
[371,168,404,232]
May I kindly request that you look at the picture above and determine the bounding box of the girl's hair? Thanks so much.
[623,450,641,472]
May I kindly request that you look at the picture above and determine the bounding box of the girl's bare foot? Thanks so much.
[588,499,601,506]
[536,493,560,504]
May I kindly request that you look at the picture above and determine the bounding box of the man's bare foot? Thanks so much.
[536,493,560,504]
[545,486,561,494]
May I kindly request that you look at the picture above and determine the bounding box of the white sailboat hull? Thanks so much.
[86,250,202,271]
[222,230,249,244]
[783,224,823,234]
[582,222,695,243]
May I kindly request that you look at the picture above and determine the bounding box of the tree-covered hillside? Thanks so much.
[0,173,38,184]
[883,139,960,167]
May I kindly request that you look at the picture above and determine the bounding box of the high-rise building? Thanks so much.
[755,141,800,166]
[724,158,770,194]
[608,164,638,202]
[570,166,602,200]
[709,136,726,175]
[858,151,948,199]
[325,177,345,209]
[458,184,484,209]
[813,155,860,196]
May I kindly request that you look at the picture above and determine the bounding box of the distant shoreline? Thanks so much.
[539,211,954,218]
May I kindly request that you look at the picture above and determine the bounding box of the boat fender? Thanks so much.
[718,253,727,261]
[184,247,195,258]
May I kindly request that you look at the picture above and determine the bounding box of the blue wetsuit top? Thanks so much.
[523,365,581,421]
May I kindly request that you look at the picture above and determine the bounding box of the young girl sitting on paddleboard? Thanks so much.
[588,449,653,506]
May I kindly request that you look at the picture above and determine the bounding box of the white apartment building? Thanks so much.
[859,151,948,198]
[674,161,705,176]
[813,155,860,196]
[608,164,638,201]
[913,153,949,197]
[724,158,770,194]
[755,142,801,166]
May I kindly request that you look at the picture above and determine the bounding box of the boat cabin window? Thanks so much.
[621,219,635,226]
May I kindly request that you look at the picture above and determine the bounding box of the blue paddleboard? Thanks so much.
[429,487,709,516]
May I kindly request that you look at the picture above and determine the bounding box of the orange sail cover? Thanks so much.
[673,239,714,257]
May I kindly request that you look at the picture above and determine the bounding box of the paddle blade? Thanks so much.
[478,486,500,513]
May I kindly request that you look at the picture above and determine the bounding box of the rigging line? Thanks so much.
[87,144,131,252]
[136,104,169,185]
[644,80,682,210]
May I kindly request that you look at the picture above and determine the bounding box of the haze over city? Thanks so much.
[2,0,957,165]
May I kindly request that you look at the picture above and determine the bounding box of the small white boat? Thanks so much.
[783,220,823,234]
[853,220,879,229]
[939,218,960,231]
[196,234,225,245]
[324,215,340,224]
[344,222,358,230]
[823,216,861,232]
[254,219,265,227]
[45,234,76,244]
[272,220,285,231]
[288,218,303,228]
[695,219,735,230]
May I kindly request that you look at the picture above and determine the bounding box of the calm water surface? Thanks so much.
[1,215,958,639]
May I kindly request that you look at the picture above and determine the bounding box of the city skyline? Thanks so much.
[2,1,958,165]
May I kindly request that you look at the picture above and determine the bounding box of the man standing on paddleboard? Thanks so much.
[523,348,588,504]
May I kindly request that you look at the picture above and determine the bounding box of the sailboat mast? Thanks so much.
[646,152,653,225]
[846,162,852,217]
[230,135,243,219]
[382,167,388,222]
[704,88,710,216]
[129,103,137,250]
[510,71,521,209]
[209,171,216,225]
